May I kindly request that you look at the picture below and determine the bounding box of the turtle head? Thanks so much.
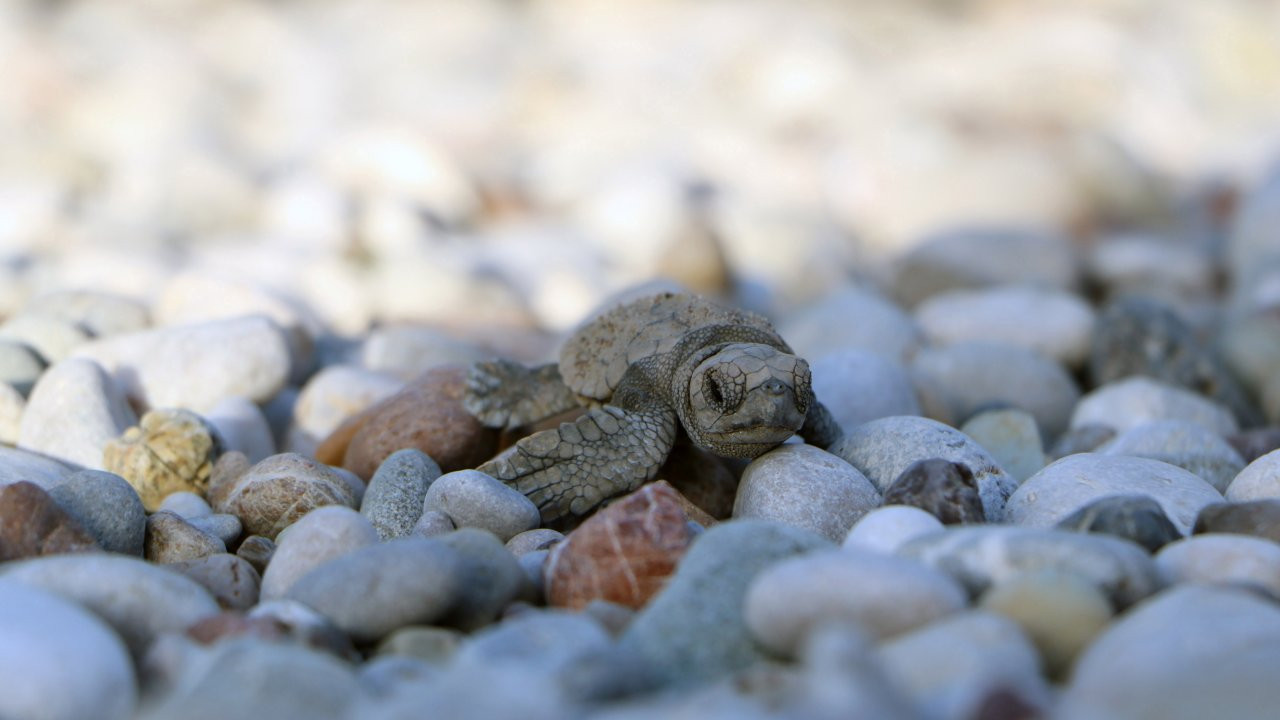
[684,343,812,458]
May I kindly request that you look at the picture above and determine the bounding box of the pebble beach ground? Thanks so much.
[3,1,1280,719]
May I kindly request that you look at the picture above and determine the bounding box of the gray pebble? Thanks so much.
[1049,423,1116,460]
[1070,376,1238,436]
[734,444,881,542]
[261,505,378,601]
[436,528,528,631]
[518,549,548,602]
[204,396,276,463]
[960,408,1046,484]
[186,513,242,547]
[1100,420,1245,493]
[359,655,438,698]
[361,448,441,540]
[1056,494,1182,552]
[235,535,275,575]
[1194,499,1280,543]
[843,505,945,554]
[505,528,564,556]
[809,349,921,434]
[0,339,46,396]
[423,470,540,543]
[157,491,213,519]
[778,286,922,363]
[18,357,137,470]
[145,511,226,564]
[1225,448,1280,502]
[412,509,456,538]
[1155,534,1280,596]
[375,626,464,664]
[168,553,261,611]
[889,227,1076,307]
[47,469,146,555]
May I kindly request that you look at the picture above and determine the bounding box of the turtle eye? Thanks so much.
[704,369,726,407]
[703,367,743,410]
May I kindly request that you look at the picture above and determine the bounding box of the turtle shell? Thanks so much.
[558,292,779,400]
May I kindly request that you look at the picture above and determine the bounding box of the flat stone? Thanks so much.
[204,396,275,463]
[436,528,528,631]
[960,408,1046,484]
[423,469,540,542]
[1056,494,1182,552]
[18,357,136,470]
[1070,376,1239,436]
[882,458,986,524]
[0,581,136,720]
[734,444,881,542]
[1194,500,1280,543]
[168,553,262,611]
[1155,534,1280,597]
[1225,448,1280,502]
[0,481,99,561]
[915,285,1095,368]
[829,416,1018,523]
[978,569,1114,680]
[103,408,220,511]
[1010,453,1223,534]
[361,448,441,540]
[745,549,966,657]
[212,453,356,540]
[843,505,945,554]
[145,511,225,564]
[47,470,146,555]
[0,338,45,395]
[288,365,402,457]
[1100,420,1245,493]
[261,505,379,601]
[778,286,922,363]
[809,349,921,434]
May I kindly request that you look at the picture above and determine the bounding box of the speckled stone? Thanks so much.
[733,444,881,541]
[360,449,441,540]
[1055,494,1182,552]
[103,408,221,512]
[1193,500,1280,543]
[46,470,146,556]
[882,458,985,525]
[211,453,356,540]
[422,470,540,543]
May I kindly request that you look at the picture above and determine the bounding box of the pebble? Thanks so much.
[27,290,150,338]
[843,505,945,554]
[0,481,99,561]
[1009,453,1223,534]
[1060,585,1280,720]
[978,569,1114,679]
[18,357,137,470]
[0,445,76,489]
[1071,376,1239,436]
[959,408,1046,483]
[235,535,276,575]
[158,491,213,518]
[186,514,242,546]
[1086,234,1215,302]
[882,458,986,524]
[506,528,564,556]
[654,454,732,523]
[0,553,220,658]
[211,453,356,539]
[1055,494,1182,552]
[288,364,402,456]
[808,349,921,434]
[545,483,697,610]
[358,655,438,698]
[914,285,1096,368]
[519,550,549,601]
[733,444,881,542]
[361,448,442,540]
[247,599,358,660]
[412,509,456,538]
[423,469,540,542]
[0,338,45,395]
[260,505,379,601]
[145,511,226,564]
[1049,423,1116,459]
[899,525,1161,608]
[1100,420,1245,493]
[0,382,21,444]
[620,520,831,688]
[1218,308,1280,400]
[889,227,1077,307]
[169,553,262,610]
[1155,534,1280,597]
[204,396,275,463]
[105,408,221,511]
[0,581,136,720]
[436,528,528,631]
[877,610,1051,720]
[360,325,488,381]
[72,316,293,412]
[375,626,464,664]
[0,313,93,364]
[744,548,966,657]
[46,469,146,555]
[1224,448,1280,502]
[829,415,1018,523]
[778,286,923,362]
[1194,500,1280,543]
[284,537,465,643]
[910,340,1080,442]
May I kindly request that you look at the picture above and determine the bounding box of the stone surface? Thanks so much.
[72,315,293,412]
[18,357,136,470]
[289,364,403,456]
[1194,500,1280,543]
[733,444,881,541]
[158,491,213,519]
[1010,453,1223,534]
[375,626,464,664]
[745,549,966,657]
[436,528,528,631]
[0,338,45,395]
[361,448,441,540]
[1050,423,1116,460]
[1155,534,1280,597]
[212,453,356,540]
[545,483,697,610]
[169,553,262,611]
[778,286,922,363]
[656,442,739,521]
[978,569,1114,679]
[1055,494,1182,552]
[247,599,358,660]
[506,528,564,556]
[882,458,986,524]
[423,469,541,542]
[145,511,226,564]
[0,381,21,444]
[843,505,946,554]
[1100,420,1246,493]
[899,525,1161,609]
[235,535,276,575]
[0,481,99,561]
[261,505,379,601]
[360,326,488,381]
[620,520,831,687]
[47,469,147,555]
[1070,376,1239,436]
[28,290,149,339]
[0,445,76,489]
[412,510,456,538]
[204,396,275,463]
[1225,448,1280,502]
[830,416,1018,523]
[910,341,1080,442]
[809,349,921,434]
[0,314,92,364]
[1060,586,1280,720]
[1227,427,1280,464]
[915,285,1095,368]
[104,408,221,511]
[0,581,136,720]
[186,513,243,546]
[959,408,1046,484]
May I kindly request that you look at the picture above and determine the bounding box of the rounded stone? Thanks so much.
[0,381,21,445]
[104,408,221,512]
[145,511,226,564]
[882,458,986,524]
[1009,453,1224,534]
[734,444,881,542]
[778,286,922,363]
[235,535,275,575]
[843,505,945,554]
[412,510,456,538]
[27,290,149,339]
[423,469,540,543]
[360,448,442,540]
[745,549,967,657]
[1194,500,1280,543]
[289,364,402,456]
[212,453,356,540]
[960,408,1046,484]
[0,338,45,395]
[0,581,136,720]
[809,349,921,435]
[204,396,276,464]
[0,445,76,490]
[830,416,1019,523]
[261,505,379,601]
[436,528,528,631]
[1100,420,1245,493]
[46,469,146,556]
[978,569,1114,680]
[1055,494,1182,552]
[157,491,213,519]
[915,285,1095,368]
[186,513,243,546]
[168,553,262,611]
[0,481,99,561]
[1155,534,1280,597]
[0,314,92,364]
[1225,448,1280,502]
[1070,376,1239,436]
[18,357,137,471]
[360,326,489,381]
[506,528,564,556]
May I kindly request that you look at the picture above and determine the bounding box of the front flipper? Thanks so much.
[799,400,842,449]
[463,360,582,430]
[477,404,678,522]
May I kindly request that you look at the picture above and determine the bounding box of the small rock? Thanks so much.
[1010,453,1223,534]
[332,466,367,507]
[168,553,262,611]
[1219,308,1280,398]
[18,357,136,470]
[104,408,221,512]
[1100,420,1245,493]
[545,483,697,610]
[205,451,251,508]
[452,609,612,676]
[360,326,488,381]
[1070,376,1239,436]
[1194,500,1280,543]
[27,290,149,338]
[745,549,966,657]
[0,581,136,720]
[519,550,549,602]
[1225,448,1280,502]
[656,442,738,521]
[436,528,528,631]
[361,449,442,540]
[412,510,456,538]
[248,599,357,660]
[288,365,402,457]
[882,458,985,524]
[581,600,636,637]
[830,416,1018,523]
[1055,494,1182,552]
[809,349,921,434]
[185,612,286,646]
[423,469,540,542]
[158,491,213,519]
[0,481,99,561]
[0,338,45,395]
[145,512,225,564]
[1155,534,1280,596]
[960,408,1047,484]
[506,528,564,556]
[0,445,75,489]
[186,514,242,546]
[915,285,1095,368]
[260,505,378,601]
[778,286,923,363]
[0,313,92,364]
[0,382,21,444]
[843,505,945,554]
[733,444,881,541]
[1227,427,1280,464]
[235,535,275,575]
[204,396,275,463]
[46,470,146,555]
[1086,234,1215,303]
[212,453,356,540]
[978,569,1114,680]
[375,626,464,664]
[1049,423,1116,460]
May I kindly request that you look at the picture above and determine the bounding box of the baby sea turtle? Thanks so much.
[464,292,841,521]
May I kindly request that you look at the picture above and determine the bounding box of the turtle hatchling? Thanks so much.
[464,292,842,521]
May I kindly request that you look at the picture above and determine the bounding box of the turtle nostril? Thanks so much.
[763,380,785,395]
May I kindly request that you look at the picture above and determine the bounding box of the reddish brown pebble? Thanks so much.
[544,482,697,611]
[187,611,286,645]
[0,481,99,561]
[330,366,499,480]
